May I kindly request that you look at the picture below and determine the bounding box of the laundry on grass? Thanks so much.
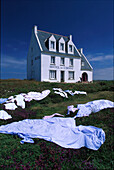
[0,117,105,150]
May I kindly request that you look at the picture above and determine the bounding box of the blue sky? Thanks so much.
[1,0,113,80]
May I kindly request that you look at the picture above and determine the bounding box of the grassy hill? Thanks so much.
[0,80,114,169]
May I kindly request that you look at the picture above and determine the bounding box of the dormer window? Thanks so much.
[59,37,65,53]
[69,45,72,52]
[49,35,56,52]
[51,41,55,49]
[67,35,74,54]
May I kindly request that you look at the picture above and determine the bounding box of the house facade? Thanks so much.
[27,25,93,83]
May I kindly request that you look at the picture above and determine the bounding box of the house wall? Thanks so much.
[41,53,81,83]
[27,29,41,81]
[81,70,93,82]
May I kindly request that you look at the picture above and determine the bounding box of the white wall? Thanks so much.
[27,28,41,81]
[41,53,81,83]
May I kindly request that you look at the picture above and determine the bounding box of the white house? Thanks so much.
[27,26,93,83]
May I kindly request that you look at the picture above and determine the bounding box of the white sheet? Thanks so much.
[72,99,114,118]
[0,117,105,150]
[0,110,12,120]
[4,103,18,110]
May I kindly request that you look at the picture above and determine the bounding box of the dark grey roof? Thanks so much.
[80,53,93,71]
[37,30,80,57]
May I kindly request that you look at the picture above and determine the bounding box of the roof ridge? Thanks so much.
[37,29,68,38]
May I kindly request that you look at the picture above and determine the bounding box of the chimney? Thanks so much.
[79,48,83,54]
[34,25,37,34]
[70,35,72,41]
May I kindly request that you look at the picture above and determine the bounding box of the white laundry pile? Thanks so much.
[43,113,64,119]
[24,90,50,102]
[67,99,114,118]
[4,90,50,110]
[0,117,105,150]
[53,88,68,98]
[65,90,87,96]
[4,103,18,110]
[0,110,12,120]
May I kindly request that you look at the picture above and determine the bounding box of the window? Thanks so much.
[51,41,55,49]
[61,57,64,65]
[31,60,33,65]
[81,62,84,66]
[69,58,73,66]
[60,43,64,51]
[50,70,56,79]
[69,45,72,52]
[69,71,74,80]
[31,47,33,52]
[51,56,55,64]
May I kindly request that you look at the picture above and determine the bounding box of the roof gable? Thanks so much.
[80,52,93,71]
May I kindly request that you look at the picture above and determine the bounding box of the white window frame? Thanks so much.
[60,57,65,65]
[69,58,73,66]
[50,70,56,79]
[69,71,74,80]
[51,56,55,65]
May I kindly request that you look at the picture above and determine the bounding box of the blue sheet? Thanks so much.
[0,117,105,150]
[0,98,8,104]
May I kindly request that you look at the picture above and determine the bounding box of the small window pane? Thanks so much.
[50,70,56,79]
[31,60,33,65]
[81,62,84,66]
[51,41,55,49]
[61,58,64,65]
[51,56,55,64]
[70,59,73,66]
[69,45,72,52]
[60,43,64,51]
[69,71,74,79]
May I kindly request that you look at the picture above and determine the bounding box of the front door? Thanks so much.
[82,72,88,82]
[61,71,64,82]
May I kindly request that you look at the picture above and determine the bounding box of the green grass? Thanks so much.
[0,80,114,169]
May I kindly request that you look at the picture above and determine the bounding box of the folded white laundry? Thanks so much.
[53,88,68,98]
[8,96,14,100]
[4,103,18,110]
[43,113,64,119]
[15,94,25,109]
[0,110,12,120]
[65,90,87,96]
[67,105,78,115]
[24,90,50,102]
[74,91,87,95]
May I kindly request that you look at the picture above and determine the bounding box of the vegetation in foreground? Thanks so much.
[0,80,114,169]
